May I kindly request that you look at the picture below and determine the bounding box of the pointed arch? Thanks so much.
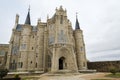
[59,57,65,70]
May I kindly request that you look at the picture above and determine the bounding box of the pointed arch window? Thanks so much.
[47,55,51,68]
[60,15,63,24]
[0,61,1,65]
[21,62,23,68]
[36,63,37,68]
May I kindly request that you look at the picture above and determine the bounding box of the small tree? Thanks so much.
[110,69,117,75]
[0,69,8,79]
[109,66,118,75]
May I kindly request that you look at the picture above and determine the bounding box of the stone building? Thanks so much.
[0,44,9,69]
[6,6,87,72]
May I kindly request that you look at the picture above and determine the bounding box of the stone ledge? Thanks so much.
[8,71,44,75]
[79,69,96,73]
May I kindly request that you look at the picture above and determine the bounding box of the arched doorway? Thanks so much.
[59,57,65,70]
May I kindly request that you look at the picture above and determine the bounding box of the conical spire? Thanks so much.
[75,13,80,29]
[25,7,31,25]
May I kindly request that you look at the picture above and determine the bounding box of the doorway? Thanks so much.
[59,57,65,70]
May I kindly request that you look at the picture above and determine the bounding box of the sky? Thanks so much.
[0,0,120,62]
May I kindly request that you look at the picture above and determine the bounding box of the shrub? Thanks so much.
[14,74,19,78]
[0,69,9,79]
[109,68,117,75]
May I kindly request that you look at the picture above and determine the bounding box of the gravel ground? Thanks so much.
[21,72,120,80]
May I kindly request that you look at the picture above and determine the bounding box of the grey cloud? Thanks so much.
[0,0,120,61]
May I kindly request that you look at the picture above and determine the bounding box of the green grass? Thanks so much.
[21,77,39,80]
[91,79,110,80]
[106,73,120,78]
[91,73,120,80]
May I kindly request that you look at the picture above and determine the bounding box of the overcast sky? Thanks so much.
[0,0,120,62]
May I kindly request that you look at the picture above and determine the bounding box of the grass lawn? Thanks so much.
[105,73,120,78]
[21,77,39,80]
[91,73,120,80]
[91,79,110,80]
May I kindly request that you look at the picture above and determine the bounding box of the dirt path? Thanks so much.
[20,72,120,80]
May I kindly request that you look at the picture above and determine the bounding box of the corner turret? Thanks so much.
[74,15,87,70]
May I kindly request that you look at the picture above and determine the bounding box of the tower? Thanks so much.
[36,19,46,71]
[6,13,20,70]
[18,8,32,71]
[47,6,78,72]
[74,14,87,70]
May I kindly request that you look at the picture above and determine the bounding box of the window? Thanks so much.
[36,53,38,57]
[21,36,23,39]
[19,52,21,58]
[47,55,51,68]
[18,62,20,68]
[58,30,66,43]
[60,15,63,24]
[83,62,85,67]
[0,50,5,55]
[36,63,37,68]
[32,47,34,50]
[21,62,23,68]
[16,36,19,41]
[49,36,54,44]
[50,25,54,30]
[11,60,17,70]
[65,63,67,67]
[12,45,19,55]
[13,60,15,63]
[61,30,63,35]
[31,61,32,64]
[18,62,22,68]
[80,47,83,51]
[0,61,1,65]
[21,44,26,50]
[5,52,8,55]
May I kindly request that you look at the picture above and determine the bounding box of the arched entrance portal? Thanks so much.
[59,57,65,70]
